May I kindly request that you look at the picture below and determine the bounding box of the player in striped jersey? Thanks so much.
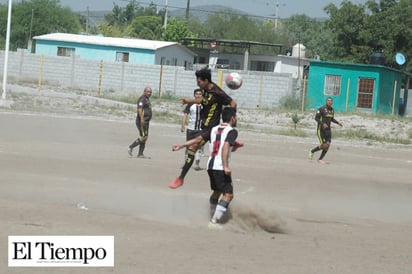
[172,107,243,228]
[181,89,204,170]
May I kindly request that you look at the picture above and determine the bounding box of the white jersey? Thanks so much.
[207,123,237,171]
[184,103,202,130]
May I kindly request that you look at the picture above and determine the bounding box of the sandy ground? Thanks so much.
[1,89,412,273]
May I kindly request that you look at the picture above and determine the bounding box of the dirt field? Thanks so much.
[1,110,412,274]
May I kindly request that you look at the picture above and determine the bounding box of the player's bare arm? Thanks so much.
[332,118,343,127]
[180,97,201,105]
[232,140,244,152]
[230,100,237,109]
[172,136,202,151]
[222,142,231,175]
[181,113,188,132]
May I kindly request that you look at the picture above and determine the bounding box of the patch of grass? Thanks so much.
[335,129,411,145]
[101,93,139,104]
[346,111,412,123]
[101,92,180,105]
[155,90,178,100]
[408,128,412,139]
[278,94,301,111]
[237,123,258,131]
[152,110,181,124]
[277,128,308,137]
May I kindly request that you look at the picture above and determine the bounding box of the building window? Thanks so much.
[324,74,342,96]
[184,61,192,70]
[116,52,129,62]
[250,61,274,72]
[357,78,375,108]
[57,47,75,57]
[160,56,166,65]
[171,57,178,66]
[198,56,207,64]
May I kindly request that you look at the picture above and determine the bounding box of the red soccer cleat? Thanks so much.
[168,177,184,189]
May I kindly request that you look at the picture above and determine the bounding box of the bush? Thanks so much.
[279,94,301,110]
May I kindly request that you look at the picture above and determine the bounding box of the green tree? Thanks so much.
[103,0,148,29]
[101,1,162,38]
[187,18,208,38]
[361,0,412,71]
[124,16,163,40]
[196,11,279,54]
[0,0,82,50]
[324,0,368,62]
[162,18,196,43]
[97,22,124,37]
[323,0,412,71]
[281,14,333,59]
[366,0,398,12]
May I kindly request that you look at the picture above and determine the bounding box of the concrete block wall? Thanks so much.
[1,50,297,109]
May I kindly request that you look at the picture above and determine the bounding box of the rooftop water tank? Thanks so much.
[292,43,306,58]
[370,51,385,65]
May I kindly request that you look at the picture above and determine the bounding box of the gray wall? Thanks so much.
[1,49,296,108]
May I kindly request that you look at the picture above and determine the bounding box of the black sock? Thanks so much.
[138,142,146,156]
[179,150,195,179]
[129,139,140,149]
[319,149,328,160]
[311,146,321,153]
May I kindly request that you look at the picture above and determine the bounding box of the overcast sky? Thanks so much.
[1,0,366,19]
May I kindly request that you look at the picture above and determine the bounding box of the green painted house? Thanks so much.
[305,61,410,115]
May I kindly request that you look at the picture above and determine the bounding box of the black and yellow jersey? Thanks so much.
[137,95,152,122]
[315,105,338,129]
[201,83,233,128]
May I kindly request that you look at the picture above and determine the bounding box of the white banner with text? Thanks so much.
[8,236,114,267]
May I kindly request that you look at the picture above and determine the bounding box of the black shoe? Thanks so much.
[137,154,151,159]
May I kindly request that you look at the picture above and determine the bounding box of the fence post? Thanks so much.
[301,76,307,112]
[158,65,163,98]
[37,55,44,93]
[392,80,397,115]
[258,74,263,108]
[345,78,350,112]
[98,60,103,96]
[217,69,223,87]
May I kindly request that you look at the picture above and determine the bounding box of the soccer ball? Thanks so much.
[225,72,243,90]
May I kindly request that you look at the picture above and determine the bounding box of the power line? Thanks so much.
[118,0,279,21]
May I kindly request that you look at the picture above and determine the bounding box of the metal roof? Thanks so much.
[181,37,283,52]
[33,33,178,50]
[310,60,412,77]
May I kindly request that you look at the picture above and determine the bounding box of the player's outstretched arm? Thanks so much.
[172,136,202,151]
[230,100,237,109]
[232,141,244,152]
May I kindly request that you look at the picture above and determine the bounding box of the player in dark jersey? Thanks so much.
[308,97,343,164]
[168,68,237,189]
[128,87,152,159]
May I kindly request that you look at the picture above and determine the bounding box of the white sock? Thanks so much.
[195,150,201,161]
[211,204,227,223]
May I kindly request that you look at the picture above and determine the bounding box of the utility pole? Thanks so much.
[274,1,286,31]
[1,0,12,102]
[163,0,169,28]
[185,0,190,21]
[275,1,279,31]
[28,9,34,50]
[86,6,89,34]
